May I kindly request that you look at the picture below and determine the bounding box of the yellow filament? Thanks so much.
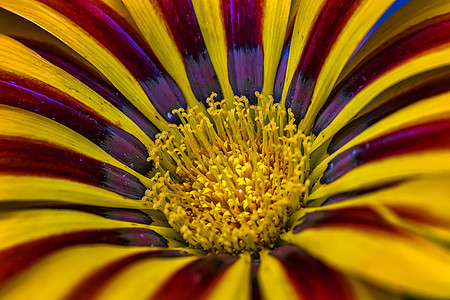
[143,93,312,254]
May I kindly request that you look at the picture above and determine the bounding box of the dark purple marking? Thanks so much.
[328,68,450,154]
[251,261,262,300]
[0,137,146,199]
[36,0,187,122]
[292,207,403,235]
[313,14,450,134]
[67,249,189,300]
[15,37,160,140]
[0,74,152,175]
[271,245,355,300]
[321,119,450,184]
[0,227,168,285]
[273,39,290,102]
[55,205,154,225]
[154,0,223,102]
[222,0,264,101]
[151,254,238,300]
[222,0,262,49]
[0,201,155,224]
[320,180,404,206]
[285,0,361,120]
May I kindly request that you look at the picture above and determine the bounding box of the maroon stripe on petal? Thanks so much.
[222,0,263,101]
[0,137,146,199]
[35,0,186,122]
[222,0,262,49]
[151,254,238,300]
[0,202,156,225]
[0,74,152,175]
[285,0,362,120]
[328,68,450,154]
[67,249,189,300]
[313,14,450,134]
[271,245,355,300]
[251,261,262,300]
[15,37,160,140]
[0,227,168,286]
[155,0,223,102]
[321,119,450,184]
[50,205,155,225]
[293,207,406,235]
[273,39,291,102]
[320,181,403,206]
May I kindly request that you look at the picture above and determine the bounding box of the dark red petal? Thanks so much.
[321,119,450,184]
[271,245,355,300]
[0,228,168,286]
[285,0,362,120]
[328,67,450,154]
[150,254,238,300]
[67,249,189,300]
[222,0,263,101]
[15,37,160,140]
[0,74,152,175]
[0,137,146,199]
[313,14,450,134]
[155,0,223,102]
[34,0,187,122]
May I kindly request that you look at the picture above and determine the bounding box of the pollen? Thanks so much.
[143,93,312,255]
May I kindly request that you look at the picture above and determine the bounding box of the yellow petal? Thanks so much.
[284,222,450,298]
[206,253,251,300]
[258,251,301,300]
[0,34,153,149]
[312,44,450,151]
[0,176,145,209]
[260,0,291,95]
[309,91,450,185]
[0,0,169,131]
[191,0,234,100]
[0,105,151,187]
[121,0,202,109]
[0,245,158,299]
[94,255,198,300]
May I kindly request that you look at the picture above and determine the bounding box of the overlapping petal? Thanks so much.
[0,0,449,299]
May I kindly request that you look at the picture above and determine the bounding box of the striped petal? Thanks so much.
[258,246,402,300]
[150,254,244,299]
[0,8,160,141]
[284,202,450,298]
[192,0,292,102]
[0,105,151,187]
[0,246,192,299]
[259,246,355,300]
[0,208,187,288]
[66,249,193,300]
[310,117,450,200]
[0,137,146,199]
[281,0,395,128]
[310,90,450,186]
[0,0,185,125]
[122,0,219,107]
[312,1,450,150]
[327,67,450,155]
[319,176,450,245]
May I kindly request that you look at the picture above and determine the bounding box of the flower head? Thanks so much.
[1,0,450,299]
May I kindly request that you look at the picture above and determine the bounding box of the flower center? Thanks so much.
[143,93,312,255]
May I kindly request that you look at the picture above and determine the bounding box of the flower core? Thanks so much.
[144,93,311,254]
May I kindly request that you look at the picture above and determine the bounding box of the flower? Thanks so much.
[0,0,449,299]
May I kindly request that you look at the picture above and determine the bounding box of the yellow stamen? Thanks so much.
[143,93,312,255]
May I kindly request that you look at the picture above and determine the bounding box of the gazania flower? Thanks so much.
[1,0,449,298]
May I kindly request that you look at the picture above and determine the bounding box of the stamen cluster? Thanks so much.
[143,93,311,254]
